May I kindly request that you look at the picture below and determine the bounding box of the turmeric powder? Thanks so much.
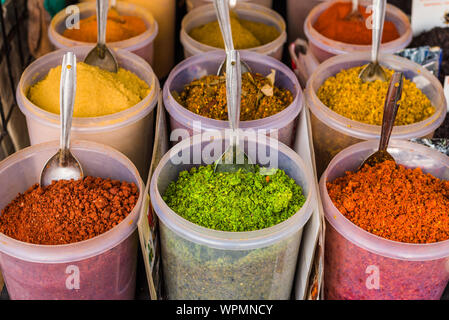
[189,11,279,49]
[63,10,147,43]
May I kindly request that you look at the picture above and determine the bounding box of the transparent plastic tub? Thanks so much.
[48,1,158,66]
[163,50,302,148]
[186,0,272,11]
[320,140,449,300]
[0,140,144,300]
[180,3,286,60]
[16,46,159,179]
[304,0,412,63]
[305,52,446,177]
[150,135,315,299]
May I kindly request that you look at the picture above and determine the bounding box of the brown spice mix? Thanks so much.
[327,160,449,244]
[175,72,293,121]
[0,176,139,245]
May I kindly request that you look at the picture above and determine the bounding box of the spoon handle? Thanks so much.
[59,52,77,165]
[352,0,358,12]
[96,0,109,48]
[371,0,386,64]
[379,71,403,152]
[226,50,241,136]
[214,0,234,51]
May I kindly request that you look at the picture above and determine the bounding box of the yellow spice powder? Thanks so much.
[317,66,435,126]
[188,11,279,50]
[27,62,150,117]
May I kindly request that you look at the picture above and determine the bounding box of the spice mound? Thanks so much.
[0,177,139,245]
[189,11,280,49]
[327,160,449,244]
[27,62,150,117]
[313,2,400,45]
[174,71,293,121]
[163,165,305,232]
[317,66,435,126]
[62,10,147,43]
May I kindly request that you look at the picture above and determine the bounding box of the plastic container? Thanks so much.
[287,0,327,42]
[150,135,315,299]
[0,140,144,300]
[163,50,302,148]
[186,0,272,11]
[16,46,159,179]
[48,1,158,66]
[180,3,286,60]
[320,140,449,300]
[305,52,447,177]
[304,0,412,63]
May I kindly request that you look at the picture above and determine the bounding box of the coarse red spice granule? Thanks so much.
[0,176,139,245]
[326,160,449,244]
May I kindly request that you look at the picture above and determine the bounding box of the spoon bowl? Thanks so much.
[84,0,118,73]
[40,52,84,187]
[344,0,363,22]
[359,71,403,170]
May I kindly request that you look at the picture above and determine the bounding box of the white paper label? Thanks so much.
[411,0,449,36]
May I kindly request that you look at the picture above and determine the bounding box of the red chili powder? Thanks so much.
[0,176,139,245]
[313,2,400,45]
[326,160,449,244]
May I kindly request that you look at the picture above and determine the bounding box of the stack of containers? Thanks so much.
[16,46,159,178]
[305,52,446,176]
[163,50,303,148]
[303,0,412,63]
[180,3,286,60]
[48,1,159,67]
[150,135,315,299]
[320,140,449,300]
[0,141,144,299]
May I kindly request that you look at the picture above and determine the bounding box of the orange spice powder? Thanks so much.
[313,2,400,45]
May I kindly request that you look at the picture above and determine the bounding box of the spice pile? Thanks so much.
[63,10,147,43]
[313,2,400,45]
[163,164,305,232]
[317,66,435,126]
[28,62,150,117]
[174,71,293,121]
[0,177,139,245]
[327,160,449,243]
[189,11,280,49]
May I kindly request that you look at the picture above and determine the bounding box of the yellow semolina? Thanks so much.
[27,62,150,117]
[317,66,435,126]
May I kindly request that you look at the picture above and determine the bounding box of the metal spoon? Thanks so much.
[359,71,403,170]
[84,0,118,73]
[344,0,363,22]
[359,0,387,82]
[40,52,84,187]
[214,0,252,76]
[214,49,255,173]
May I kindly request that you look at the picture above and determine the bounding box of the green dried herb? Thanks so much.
[163,164,306,232]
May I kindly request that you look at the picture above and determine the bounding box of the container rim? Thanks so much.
[303,0,412,55]
[0,140,144,263]
[305,52,447,140]
[48,1,159,51]
[180,2,287,56]
[320,139,449,261]
[16,46,159,132]
[150,135,316,251]
[163,50,303,130]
